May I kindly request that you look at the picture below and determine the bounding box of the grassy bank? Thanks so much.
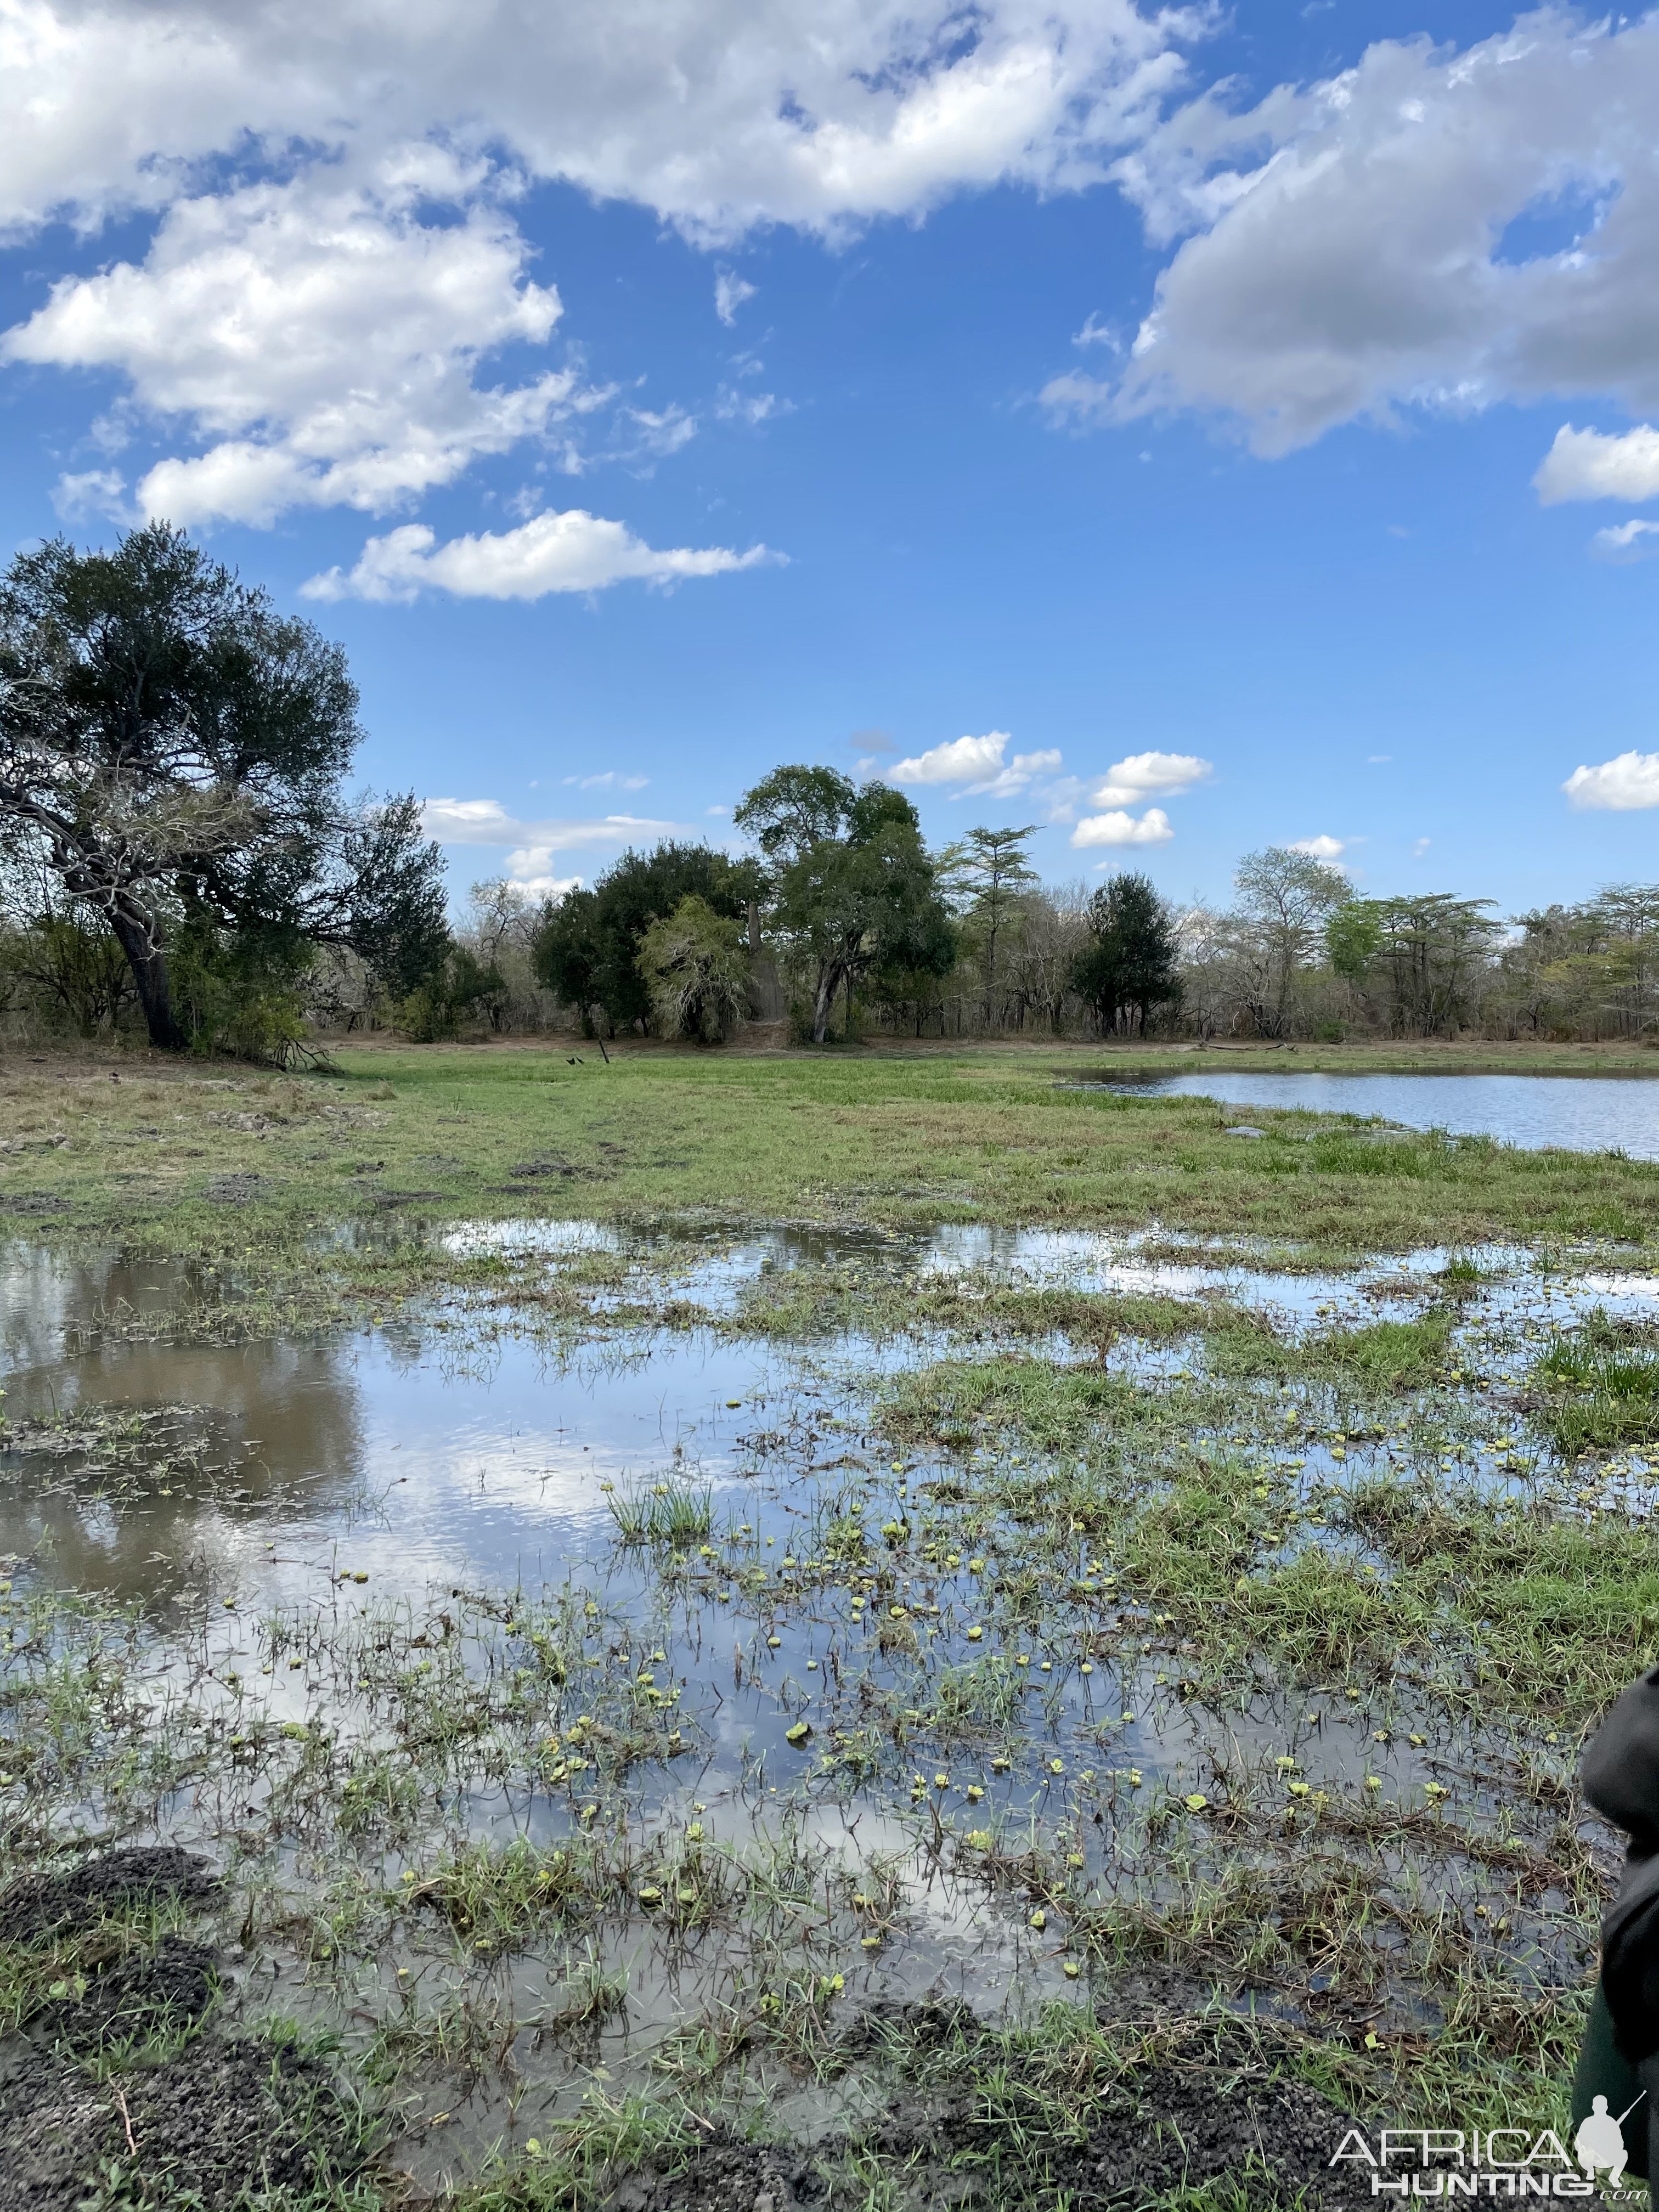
[2,1042,1656,1310]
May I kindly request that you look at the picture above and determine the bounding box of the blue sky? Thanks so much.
[1,0,1656,916]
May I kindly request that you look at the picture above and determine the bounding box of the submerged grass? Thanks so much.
[3,1044,1658,2205]
[1534,1325,1659,1453]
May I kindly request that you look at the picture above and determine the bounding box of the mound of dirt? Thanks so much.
[0,2033,362,2211]
[607,2140,826,2211]
[0,1847,219,1948]
[600,2014,1365,2211]
[864,2051,1365,2209]
[29,1934,218,2056]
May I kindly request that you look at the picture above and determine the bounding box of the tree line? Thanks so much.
[1,525,1652,1056]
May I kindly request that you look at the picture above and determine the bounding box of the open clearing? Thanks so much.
[1,1040,1657,2208]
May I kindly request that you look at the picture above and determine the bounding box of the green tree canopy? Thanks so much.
[1344,891,1502,1035]
[736,767,955,1042]
[943,823,1038,1020]
[0,523,445,1051]
[531,839,764,1034]
[637,895,753,1042]
[1326,899,1383,983]
[1071,871,1181,1035]
[1233,845,1351,1037]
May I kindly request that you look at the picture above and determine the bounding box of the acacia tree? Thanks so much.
[945,824,1038,1026]
[734,765,955,1042]
[1233,845,1350,1037]
[0,524,445,1050]
[1367,893,1500,1035]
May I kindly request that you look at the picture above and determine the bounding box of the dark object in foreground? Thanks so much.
[0,1845,219,1949]
[1577,1660,1659,2194]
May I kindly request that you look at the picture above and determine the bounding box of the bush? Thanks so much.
[169,922,311,1064]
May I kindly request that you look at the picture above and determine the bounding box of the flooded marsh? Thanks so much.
[2,1204,1657,2209]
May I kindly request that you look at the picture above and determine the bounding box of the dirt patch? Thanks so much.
[600,2017,1364,2211]
[0,1194,68,1215]
[205,1172,267,1204]
[1057,2059,1364,2207]
[607,2140,827,2211]
[0,2032,363,2211]
[0,1848,219,1948]
[859,2054,1365,2209]
[29,1934,218,2056]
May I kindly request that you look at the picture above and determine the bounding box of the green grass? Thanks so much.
[606,1483,715,1547]
[2,1045,1655,1327]
[1535,1327,1659,1453]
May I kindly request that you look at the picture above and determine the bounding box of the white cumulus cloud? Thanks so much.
[888,733,1011,784]
[1535,425,1659,507]
[885,731,1063,799]
[303,509,777,602]
[1051,8,1659,455]
[420,800,685,882]
[1089,749,1210,805]
[0,1,1192,245]
[0,0,1197,531]
[1562,752,1659,812]
[511,872,586,900]
[1288,834,1346,860]
[3,156,588,526]
[1071,806,1173,848]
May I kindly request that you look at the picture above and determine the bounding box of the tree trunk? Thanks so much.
[108,906,187,1049]
[811,963,839,1044]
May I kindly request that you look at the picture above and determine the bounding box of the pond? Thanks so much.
[1091,1069,1659,1158]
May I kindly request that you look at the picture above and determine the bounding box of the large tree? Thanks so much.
[0,524,445,1050]
[1341,891,1500,1036]
[531,840,765,1035]
[637,895,753,1042]
[735,765,955,1042]
[1232,845,1350,1038]
[1071,871,1181,1035]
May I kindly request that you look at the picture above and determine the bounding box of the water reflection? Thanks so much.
[0,1225,1636,2134]
[6,1221,1659,1617]
[1086,1068,1659,1158]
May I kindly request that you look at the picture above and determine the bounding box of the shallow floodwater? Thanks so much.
[1,1226,1649,2175]
[1093,1068,1659,1158]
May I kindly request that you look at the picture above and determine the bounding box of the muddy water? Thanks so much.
[1,1226,1647,2176]
[7,1225,1654,1610]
